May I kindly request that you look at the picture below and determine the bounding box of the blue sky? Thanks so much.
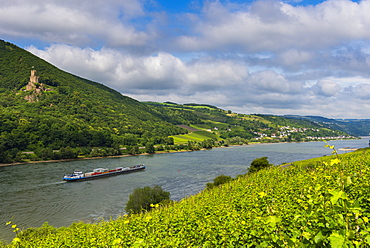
[1,0,370,118]
[156,0,361,11]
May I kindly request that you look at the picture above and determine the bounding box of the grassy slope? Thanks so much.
[145,102,349,145]
[170,131,220,143]
[5,147,370,247]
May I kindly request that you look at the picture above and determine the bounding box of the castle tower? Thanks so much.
[30,69,39,83]
[26,69,39,90]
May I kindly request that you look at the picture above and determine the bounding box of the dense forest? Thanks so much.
[0,40,352,163]
[0,40,187,163]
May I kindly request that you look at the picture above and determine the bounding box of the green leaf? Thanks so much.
[314,231,324,244]
[328,232,345,248]
[266,215,281,228]
[330,190,347,205]
[344,176,352,187]
[365,235,370,244]
[302,231,312,240]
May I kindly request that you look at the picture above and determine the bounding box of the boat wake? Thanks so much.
[41,181,67,186]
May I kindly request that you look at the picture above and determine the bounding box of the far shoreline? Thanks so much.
[0,138,363,168]
[0,146,236,168]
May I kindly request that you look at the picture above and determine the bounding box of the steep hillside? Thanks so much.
[0,40,353,164]
[285,115,370,136]
[145,102,350,142]
[0,40,186,162]
[4,148,370,247]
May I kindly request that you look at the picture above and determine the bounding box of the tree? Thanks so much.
[187,141,200,151]
[57,146,78,159]
[248,157,272,173]
[128,145,140,155]
[165,137,174,145]
[145,142,155,154]
[35,147,54,160]
[125,185,170,214]
[206,174,232,190]
[201,139,214,149]
[2,148,22,163]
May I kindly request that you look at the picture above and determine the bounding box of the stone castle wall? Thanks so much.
[26,69,40,91]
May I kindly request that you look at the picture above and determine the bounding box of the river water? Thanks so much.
[0,138,368,242]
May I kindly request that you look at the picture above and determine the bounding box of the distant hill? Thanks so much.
[284,115,370,136]
[144,102,350,142]
[0,40,355,163]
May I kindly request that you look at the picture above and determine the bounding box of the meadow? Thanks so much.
[2,146,370,247]
[170,130,220,144]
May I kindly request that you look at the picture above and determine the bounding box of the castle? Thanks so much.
[26,69,44,92]
[24,69,52,102]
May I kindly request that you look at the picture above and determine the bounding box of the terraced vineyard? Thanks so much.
[170,131,220,144]
[3,146,370,247]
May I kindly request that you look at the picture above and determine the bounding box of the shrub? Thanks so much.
[35,147,54,160]
[125,185,170,214]
[145,143,155,154]
[57,146,78,159]
[248,156,272,173]
[206,174,232,189]
[127,146,140,155]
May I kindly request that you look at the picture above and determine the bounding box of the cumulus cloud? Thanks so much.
[312,79,342,97]
[6,0,370,118]
[0,0,150,47]
[27,45,250,95]
[278,49,313,71]
[177,0,370,52]
[250,70,291,93]
[353,83,370,99]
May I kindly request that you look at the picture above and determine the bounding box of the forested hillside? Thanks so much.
[0,40,352,163]
[0,40,187,163]
[285,115,370,136]
[145,102,350,143]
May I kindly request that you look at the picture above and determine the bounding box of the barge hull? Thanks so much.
[63,165,146,182]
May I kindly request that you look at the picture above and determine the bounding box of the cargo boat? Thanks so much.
[63,164,146,181]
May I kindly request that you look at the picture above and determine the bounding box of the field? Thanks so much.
[3,147,370,247]
[170,130,220,144]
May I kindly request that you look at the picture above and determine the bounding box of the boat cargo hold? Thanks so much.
[63,164,146,181]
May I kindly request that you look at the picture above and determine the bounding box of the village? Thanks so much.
[253,126,353,141]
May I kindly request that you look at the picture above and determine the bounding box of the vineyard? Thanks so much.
[3,146,370,247]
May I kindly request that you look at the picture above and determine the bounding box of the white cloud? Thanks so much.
[28,41,370,119]
[312,79,342,97]
[185,58,249,90]
[0,0,150,47]
[278,49,313,70]
[177,0,370,52]
[7,0,370,119]
[27,45,250,95]
[250,70,292,93]
[353,83,370,99]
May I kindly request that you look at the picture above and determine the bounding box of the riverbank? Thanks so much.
[1,138,363,168]
[3,144,370,247]
[0,139,366,244]
[0,147,230,167]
